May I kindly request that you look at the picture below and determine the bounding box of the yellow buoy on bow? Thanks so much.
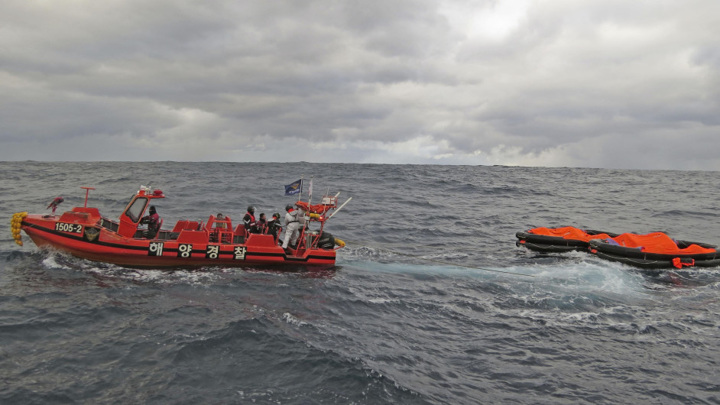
[10,212,27,246]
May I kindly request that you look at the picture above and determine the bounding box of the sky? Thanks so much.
[1,0,718,170]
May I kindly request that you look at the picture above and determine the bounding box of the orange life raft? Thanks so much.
[588,232,720,269]
[516,226,720,269]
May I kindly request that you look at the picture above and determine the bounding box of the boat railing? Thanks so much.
[206,214,233,244]
[100,218,120,232]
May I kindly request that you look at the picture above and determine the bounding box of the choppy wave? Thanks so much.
[2,162,720,404]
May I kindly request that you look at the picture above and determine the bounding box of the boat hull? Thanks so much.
[22,216,336,269]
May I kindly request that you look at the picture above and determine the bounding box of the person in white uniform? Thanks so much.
[282,204,305,250]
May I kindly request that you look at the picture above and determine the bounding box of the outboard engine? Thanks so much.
[317,232,335,249]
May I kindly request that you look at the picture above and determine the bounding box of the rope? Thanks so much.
[342,239,535,278]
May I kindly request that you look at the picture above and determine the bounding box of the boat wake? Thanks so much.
[340,247,720,296]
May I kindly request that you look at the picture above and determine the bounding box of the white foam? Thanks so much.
[41,255,67,270]
[282,312,307,327]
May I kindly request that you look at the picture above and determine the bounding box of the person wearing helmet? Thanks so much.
[243,206,257,233]
[267,212,283,242]
[282,204,304,250]
[140,205,161,239]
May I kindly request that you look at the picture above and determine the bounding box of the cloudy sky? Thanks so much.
[1,0,718,170]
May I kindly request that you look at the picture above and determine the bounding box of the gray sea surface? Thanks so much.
[1,162,719,404]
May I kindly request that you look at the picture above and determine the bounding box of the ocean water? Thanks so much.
[1,161,719,404]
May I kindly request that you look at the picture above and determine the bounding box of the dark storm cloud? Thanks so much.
[0,0,718,169]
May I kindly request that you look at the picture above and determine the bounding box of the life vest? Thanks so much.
[243,212,256,228]
[145,213,160,232]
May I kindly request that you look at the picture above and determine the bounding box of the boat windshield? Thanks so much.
[125,197,148,223]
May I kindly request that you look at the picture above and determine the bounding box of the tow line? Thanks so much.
[343,239,535,278]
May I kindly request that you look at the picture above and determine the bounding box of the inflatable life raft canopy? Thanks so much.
[515,226,618,253]
[598,232,715,255]
[526,226,615,243]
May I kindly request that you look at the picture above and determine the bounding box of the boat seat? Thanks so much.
[171,220,202,232]
[171,220,188,232]
[157,231,180,240]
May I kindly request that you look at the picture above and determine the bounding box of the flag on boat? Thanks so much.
[284,179,303,196]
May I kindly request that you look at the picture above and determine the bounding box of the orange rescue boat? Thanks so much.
[11,186,346,269]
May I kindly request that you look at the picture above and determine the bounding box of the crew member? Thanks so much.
[216,213,226,228]
[266,212,283,242]
[243,206,257,233]
[140,205,161,239]
[282,204,304,250]
[256,213,268,234]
